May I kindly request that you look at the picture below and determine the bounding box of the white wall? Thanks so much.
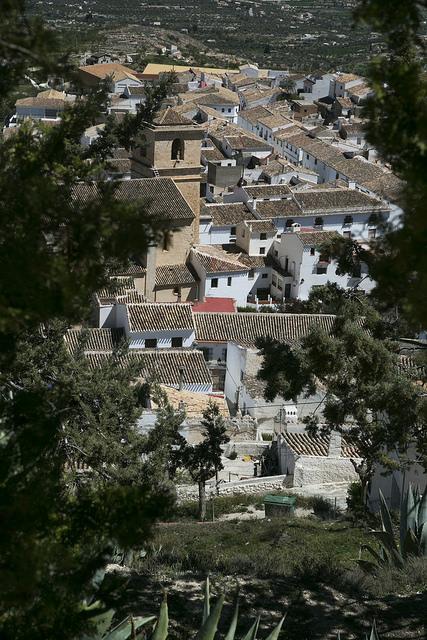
[128,329,195,349]
[224,341,247,407]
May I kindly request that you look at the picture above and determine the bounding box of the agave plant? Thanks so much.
[359,484,427,571]
[81,576,285,640]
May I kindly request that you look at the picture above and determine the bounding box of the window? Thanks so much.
[314,158,317,165]
[248,269,255,280]
[171,138,185,160]
[230,226,236,236]
[277,233,281,239]
[171,337,183,348]
[240,370,244,381]
[260,232,267,240]
[228,108,232,113]
[261,273,268,279]
[314,216,323,228]
[145,338,157,348]
[45,109,58,119]
[162,234,169,251]
[272,275,277,286]
[343,215,353,226]
[368,228,377,239]
[274,249,278,257]
[259,247,266,255]
[211,277,218,288]
[336,173,339,179]
[227,276,232,286]
[277,278,283,291]
[310,247,315,256]
[221,108,225,113]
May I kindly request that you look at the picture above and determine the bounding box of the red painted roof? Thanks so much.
[192,297,236,313]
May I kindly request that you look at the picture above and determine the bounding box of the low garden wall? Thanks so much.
[176,474,287,502]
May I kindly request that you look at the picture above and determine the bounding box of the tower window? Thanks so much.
[171,138,185,161]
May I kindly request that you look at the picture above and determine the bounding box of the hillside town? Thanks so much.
[4,57,420,510]
[2,4,427,637]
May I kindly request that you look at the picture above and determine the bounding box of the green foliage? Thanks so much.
[146,579,286,640]
[180,401,230,520]
[0,4,174,639]
[360,485,427,571]
[257,306,424,496]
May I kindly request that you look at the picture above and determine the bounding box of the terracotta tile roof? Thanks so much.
[244,184,291,198]
[202,203,256,226]
[153,107,194,125]
[195,93,239,106]
[127,303,194,332]
[16,89,69,110]
[334,73,362,84]
[254,199,302,219]
[83,349,212,387]
[238,105,273,126]
[109,261,147,276]
[96,276,144,303]
[79,63,140,82]
[194,312,336,347]
[274,125,307,140]
[72,178,195,220]
[155,264,196,288]
[293,189,387,213]
[201,146,227,162]
[65,328,126,353]
[261,160,298,177]
[257,114,293,129]
[283,432,360,458]
[224,134,272,151]
[192,245,250,273]
[247,220,277,233]
[295,230,340,246]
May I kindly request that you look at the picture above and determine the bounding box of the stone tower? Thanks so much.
[131,107,203,241]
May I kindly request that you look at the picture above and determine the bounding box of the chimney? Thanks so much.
[252,197,257,211]
[328,430,342,457]
[144,244,156,302]
[178,367,184,391]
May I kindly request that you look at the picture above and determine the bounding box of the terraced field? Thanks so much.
[28,0,388,73]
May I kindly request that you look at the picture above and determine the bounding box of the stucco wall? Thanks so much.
[177,474,288,501]
[293,456,360,487]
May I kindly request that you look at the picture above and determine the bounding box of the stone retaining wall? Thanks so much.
[176,474,287,501]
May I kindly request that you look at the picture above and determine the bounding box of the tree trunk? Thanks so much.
[198,480,207,521]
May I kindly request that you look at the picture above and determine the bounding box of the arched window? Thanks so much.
[314,216,323,228]
[171,138,185,161]
[343,215,353,226]
[285,219,294,228]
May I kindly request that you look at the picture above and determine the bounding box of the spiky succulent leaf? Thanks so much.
[378,490,396,546]
[400,485,409,550]
[369,619,380,640]
[79,604,115,640]
[372,532,404,568]
[406,484,417,534]
[107,616,156,640]
[360,544,388,567]
[264,615,286,640]
[202,577,210,624]
[417,488,427,530]
[241,616,260,640]
[224,601,239,640]
[357,559,381,574]
[419,523,427,556]
[196,595,225,640]
[401,528,420,559]
[151,597,168,640]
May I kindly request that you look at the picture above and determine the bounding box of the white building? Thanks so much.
[98,302,196,349]
[272,227,374,300]
[15,89,75,124]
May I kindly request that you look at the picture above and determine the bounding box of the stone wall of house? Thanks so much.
[293,456,361,487]
[155,220,195,266]
[176,474,287,501]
